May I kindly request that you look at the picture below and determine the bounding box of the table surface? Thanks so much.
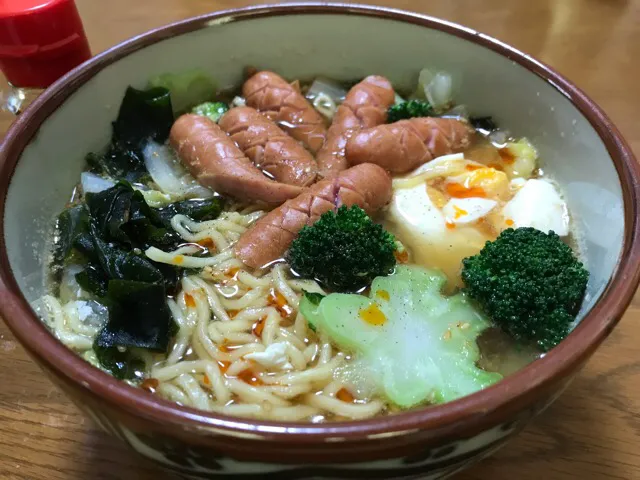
[1,0,640,479]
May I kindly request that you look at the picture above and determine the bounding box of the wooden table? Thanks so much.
[1,0,639,478]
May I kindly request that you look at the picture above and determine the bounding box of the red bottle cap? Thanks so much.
[0,0,91,88]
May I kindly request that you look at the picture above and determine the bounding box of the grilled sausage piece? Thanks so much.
[218,107,317,187]
[345,117,474,173]
[170,114,303,205]
[316,75,395,178]
[243,71,327,153]
[234,163,392,269]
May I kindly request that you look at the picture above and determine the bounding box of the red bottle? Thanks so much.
[0,0,91,113]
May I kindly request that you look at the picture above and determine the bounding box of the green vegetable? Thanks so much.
[75,265,109,298]
[52,181,227,374]
[87,86,174,181]
[73,223,180,296]
[302,291,323,332]
[287,205,397,292]
[85,181,180,250]
[93,343,145,380]
[461,227,589,352]
[387,99,434,123]
[192,102,229,123]
[92,279,177,380]
[157,196,225,223]
[78,235,179,373]
[58,184,224,292]
[137,189,174,208]
[84,183,224,252]
[56,79,231,376]
[54,205,89,264]
[113,86,174,149]
[303,291,325,306]
[95,280,176,352]
[85,224,169,284]
[501,138,538,179]
[299,265,501,407]
[86,145,147,184]
[149,70,216,113]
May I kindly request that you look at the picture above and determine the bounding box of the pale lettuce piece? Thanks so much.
[502,138,538,179]
[148,69,216,113]
[300,265,501,407]
[412,68,454,111]
[142,141,213,201]
[136,188,176,208]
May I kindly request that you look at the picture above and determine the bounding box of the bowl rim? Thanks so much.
[1,2,639,443]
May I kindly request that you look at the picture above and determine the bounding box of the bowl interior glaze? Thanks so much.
[0,4,634,441]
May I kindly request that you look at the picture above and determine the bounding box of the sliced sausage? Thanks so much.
[218,107,317,187]
[346,117,474,173]
[170,114,303,205]
[316,75,395,178]
[234,163,392,269]
[243,71,327,153]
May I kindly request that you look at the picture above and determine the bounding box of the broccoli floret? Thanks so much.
[387,100,434,123]
[287,205,396,292]
[299,265,502,407]
[192,102,229,123]
[461,227,589,352]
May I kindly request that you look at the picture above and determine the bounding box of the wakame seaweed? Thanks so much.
[53,204,89,265]
[51,82,231,379]
[157,196,225,223]
[85,182,180,249]
[54,82,231,378]
[93,343,146,380]
[87,86,174,181]
[53,181,226,376]
[75,265,109,298]
[61,184,185,373]
[95,280,176,351]
[73,224,175,293]
[113,86,174,146]
[85,182,225,250]
[62,182,222,297]
[92,280,177,380]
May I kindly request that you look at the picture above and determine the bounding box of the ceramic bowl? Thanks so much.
[1,3,639,479]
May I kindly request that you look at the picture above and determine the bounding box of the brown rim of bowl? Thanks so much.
[1,2,639,442]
